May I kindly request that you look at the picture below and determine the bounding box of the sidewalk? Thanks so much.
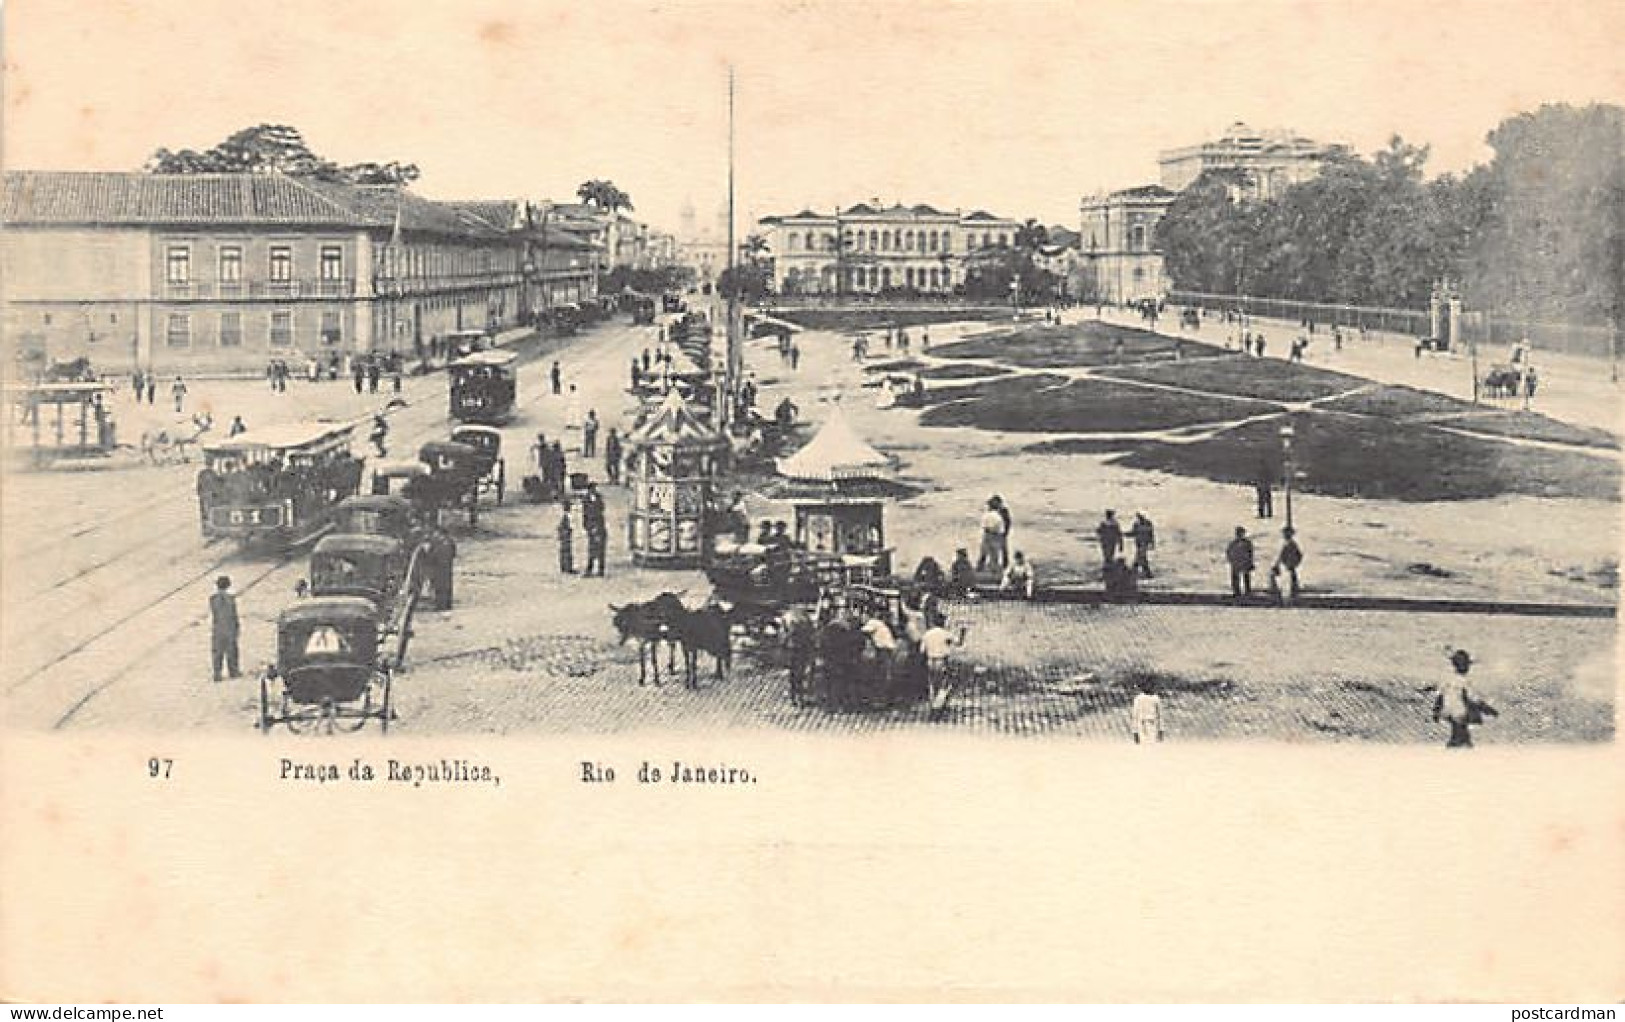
[1116,305,1622,436]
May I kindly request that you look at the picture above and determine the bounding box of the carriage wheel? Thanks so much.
[495,459,505,505]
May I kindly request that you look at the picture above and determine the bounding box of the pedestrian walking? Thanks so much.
[975,497,1007,574]
[228,415,247,438]
[1095,509,1123,565]
[921,326,930,352]
[369,414,389,458]
[170,375,188,414]
[130,370,144,402]
[208,575,240,682]
[1129,512,1156,579]
[1130,678,1163,744]
[993,494,1012,562]
[604,428,623,485]
[550,361,562,396]
[1433,649,1498,748]
[1271,526,1303,604]
[582,409,599,458]
[531,432,549,475]
[557,506,577,574]
[351,359,366,394]
[366,359,381,393]
[1255,463,1274,519]
[788,342,801,370]
[1226,526,1255,598]
[145,375,157,404]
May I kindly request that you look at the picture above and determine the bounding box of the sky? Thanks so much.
[4,0,1622,235]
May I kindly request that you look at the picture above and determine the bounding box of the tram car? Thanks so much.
[307,533,424,667]
[448,349,519,424]
[449,424,507,505]
[631,294,658,325]
[260,597,393,734]
[197,422,362,545]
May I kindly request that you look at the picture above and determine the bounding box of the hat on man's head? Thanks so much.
[1450,649,1473,670]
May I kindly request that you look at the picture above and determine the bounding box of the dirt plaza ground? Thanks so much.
[4,304,1617,742]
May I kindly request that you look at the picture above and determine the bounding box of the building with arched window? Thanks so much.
[756,202,1019,296]
[1076,185,1177,304]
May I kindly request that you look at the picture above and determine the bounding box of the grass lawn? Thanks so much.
[1100,356,1366,402]
[1318,383,1482,419]
[1109,410,1621,502]
[773,308,1012,333]
[918,374,1275,433]
[930,320,1224,368]
[1434,410,1620,451]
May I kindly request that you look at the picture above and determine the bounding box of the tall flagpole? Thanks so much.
[724,64,740,432]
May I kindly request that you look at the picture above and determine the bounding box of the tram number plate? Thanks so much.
[214,506,284,528]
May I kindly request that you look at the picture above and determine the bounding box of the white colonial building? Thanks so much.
[757,202,1020,296]
[1158,122,1347,201]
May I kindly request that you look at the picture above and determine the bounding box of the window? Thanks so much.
[320,245,343,280]
[1130,225,1146,251]
[880,232,889,252]
[868,230,878,249]
[320,311,341,345]
[270,310,293,347]
[218,246,242,283]
[166,245,191,284]
[998,233,1009,248]
[269,246,293,282]
[166,312,191,348]
[219,312,242,347]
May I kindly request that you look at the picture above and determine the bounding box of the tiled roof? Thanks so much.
[911,203,946,215]
[2,170,513,239]
[2,170,359,226]
[962,209,999,221]
[842,202,879,215]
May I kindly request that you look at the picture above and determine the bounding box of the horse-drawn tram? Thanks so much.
[260,597,393,734]
[196,422,363,546]
[3,381,118,466]
[448,349,519,424]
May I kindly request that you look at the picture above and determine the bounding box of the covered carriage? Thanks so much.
[260,597,393,734]
[417,439,485,525]
[449,424,507,505]
[307,532,423,667]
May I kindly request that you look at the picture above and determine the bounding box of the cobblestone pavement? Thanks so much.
[380,597,1614,743]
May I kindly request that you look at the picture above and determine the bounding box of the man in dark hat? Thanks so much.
[1225,526,1255,598]
[1095,509,1123,566]
[209,575,240,682]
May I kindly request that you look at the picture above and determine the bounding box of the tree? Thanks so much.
[145,124,420,184]
[576,179,634,213]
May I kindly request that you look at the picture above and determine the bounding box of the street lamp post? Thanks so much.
[1278,422,1295,532]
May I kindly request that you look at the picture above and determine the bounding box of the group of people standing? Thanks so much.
[1224,525,1304,603]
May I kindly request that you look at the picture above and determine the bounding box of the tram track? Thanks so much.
[10,325,613,729]
[49,553,295,729]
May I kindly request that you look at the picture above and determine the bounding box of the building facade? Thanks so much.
[1158,122,1346,200]
[1,171,540,375]
[756,203,1020,296]
[1076,185,1177,304]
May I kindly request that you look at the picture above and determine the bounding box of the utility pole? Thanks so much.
[723,64,741,433]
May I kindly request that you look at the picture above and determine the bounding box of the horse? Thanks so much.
[671,603,734,689]
[609,592,686,685]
